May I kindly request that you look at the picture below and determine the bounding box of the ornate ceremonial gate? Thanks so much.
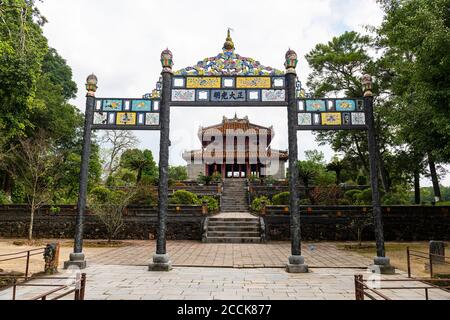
[65,32,393,274]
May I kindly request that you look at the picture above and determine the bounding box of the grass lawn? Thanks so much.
[338,242,450,278]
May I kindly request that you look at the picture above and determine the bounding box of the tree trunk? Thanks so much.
[29,205,35,242]
[414,169,421,205]
[428,152,441,202]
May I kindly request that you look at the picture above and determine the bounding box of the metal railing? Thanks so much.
[3,273,87,300]
[0,247,46,281]
[406,247,450,278]
[354,275,450,300]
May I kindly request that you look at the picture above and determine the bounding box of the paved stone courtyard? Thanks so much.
[88,241,372,268]
[2,265,450,301]
[1,240,450,300]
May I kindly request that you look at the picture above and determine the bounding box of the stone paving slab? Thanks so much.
[2,266,450,301]
[88,241,373,268]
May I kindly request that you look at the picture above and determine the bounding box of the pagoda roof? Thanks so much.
[199,114,274,137]
[182,149,289,162]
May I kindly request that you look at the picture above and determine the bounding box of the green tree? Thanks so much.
[0,0,48,140]
[376,0,450,201]
[305,31,394,193]
[169,166,188,182]
[120,149,158,184]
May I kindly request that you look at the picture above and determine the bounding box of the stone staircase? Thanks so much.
[221,179,249,212]
[203,214,263,244]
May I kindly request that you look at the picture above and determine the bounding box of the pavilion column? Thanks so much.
[285,49,308,273]
[362,75,395,274]
[149,49,174,272]
[64,74,98,270]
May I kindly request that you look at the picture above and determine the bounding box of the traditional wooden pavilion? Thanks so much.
[183,115,288,179]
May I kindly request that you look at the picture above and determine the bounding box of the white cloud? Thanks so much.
[37,0,448,186]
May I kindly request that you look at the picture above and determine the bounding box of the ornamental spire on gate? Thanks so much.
[174,30,284,76]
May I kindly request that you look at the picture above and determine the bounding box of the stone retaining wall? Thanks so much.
[262,206,450,241]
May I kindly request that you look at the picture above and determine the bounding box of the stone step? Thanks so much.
[208,231,261,238]
[209,218,258,223]
[204,237,262,244]
[208,226,260,232]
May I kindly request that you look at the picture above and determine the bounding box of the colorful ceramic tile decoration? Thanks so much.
[262,90,286,102]
[132,100,152,112]
[211,90,246,102]
[172,89,196,102]
[336,99,356,112]
[236,77,271,89]
[306,100,326,112]
[116,112,136,125]
[352,112,366,125]
[298,113,312,126]
[146,113,160,126]
[103,99,123,111]
[343,113,351,125]
[174,52,284,76]
[93,112,108,125]
[322,113,342,126]
[186,77,221,89]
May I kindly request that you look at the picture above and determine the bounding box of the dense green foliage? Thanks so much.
[251,196,272,213]
[272,192,290,206]
[0,0,101,208]
[201,196,220,213]
[169,190,200,205]
[305,0,450,203]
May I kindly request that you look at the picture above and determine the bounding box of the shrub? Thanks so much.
[357,175,368,186]
[251,196,272,213]
[89,189,134,243]
[11,183,25,204]
[355,188,374,205]
[202,196,219,213]
[170,190,200,205]
[130,185,158,206]
[345,189,363,203]
[0,191,10,205]
[197,174,213,186]
[211,172,223,184]
[90,186,112,203]
[299,198,312,205]
[382,192,411,205]
[338,199,351,206]
[310,186,343,205]
[272,192,290,205]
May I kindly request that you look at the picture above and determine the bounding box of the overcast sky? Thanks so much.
[37,0,448,186]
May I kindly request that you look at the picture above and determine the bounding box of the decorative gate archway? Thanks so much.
[64,31,394,274]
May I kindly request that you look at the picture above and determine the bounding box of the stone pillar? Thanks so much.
[362,74,394,275]
[430,241,445,264]
[285,49,308,273]
[64,74,97,270]
[149,49,174,272]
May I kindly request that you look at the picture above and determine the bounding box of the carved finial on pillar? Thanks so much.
[362,74,373,97]
[161,48,174,73]
[285,49,298,75]
[85,74,98,97]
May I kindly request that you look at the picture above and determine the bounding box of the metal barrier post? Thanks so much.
[354,275,364,300]
[80,273,87,300]
[25,251,30,280]
[407,247,411,278]
[429,253,434,278]
[12,278,17,300]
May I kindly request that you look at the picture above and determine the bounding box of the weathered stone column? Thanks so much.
[149,49,173,272]
[64,74,97,270]
[362,74,395,274]
[285,50,308,273]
